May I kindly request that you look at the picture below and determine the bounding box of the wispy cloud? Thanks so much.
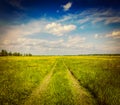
[7,0,24,10]
[78,17,90,24]
[105,17,120,24]
[78,9,120,24]
[57,9,120,25]
[63,2,72,11]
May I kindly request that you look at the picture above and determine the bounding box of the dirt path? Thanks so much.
[23,59,97,105]
[63,60,97,105]
[23,61,57,105]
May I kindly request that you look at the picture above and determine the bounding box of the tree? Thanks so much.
[8,52,12,56]
[28,53,32,56]
[1,49,8,56]
[0,49,32,56]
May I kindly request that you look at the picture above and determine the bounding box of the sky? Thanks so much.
[0,0,120,55]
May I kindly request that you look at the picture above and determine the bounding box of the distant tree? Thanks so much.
[0,49,32,56]
[20,53,22,56]
[13,52,19,56]
[13,52,16,56]
[8,51,12,56]
[23,53,26,56]
[17,52,21,56]
[28,53,32,56]
[26,54,29,56]
[1,49,8,56]
[23,53,32,56]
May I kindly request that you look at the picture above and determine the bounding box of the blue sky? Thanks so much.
[0,0,120,55]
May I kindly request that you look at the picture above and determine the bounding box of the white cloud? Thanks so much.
[1,20,76,40]
[68,36,86,43]
[0,19,48,41]
[0,37,64,54]
[63,2,72,11]
[94,34,99,39]
[105,31,120,39]
[0,33,90,55]
[65,36,86,48]
[96,44,120,54]
[94,34,103,39]
[45,22,76,36]
[0,18,77,54]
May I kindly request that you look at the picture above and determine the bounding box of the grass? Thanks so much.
[0,56,56,105]
[0,56,120,105]
[64,56,120,105]
[37,59,75,105]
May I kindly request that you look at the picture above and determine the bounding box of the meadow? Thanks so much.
[0,56,120,105]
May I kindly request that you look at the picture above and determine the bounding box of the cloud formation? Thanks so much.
[0,8,120,55]
[0,19,47,41]
[46,22,76,36]
[63,2,72,11]
[105,30,120,39]
[59,9,120,25]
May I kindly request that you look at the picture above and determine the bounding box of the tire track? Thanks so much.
[23,61,57,105]
[63,60,97,105]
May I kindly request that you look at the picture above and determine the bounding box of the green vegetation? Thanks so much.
[0,56,120,105]
[0,56,55,105]
[0,49,32,56]
[64,56,120,105]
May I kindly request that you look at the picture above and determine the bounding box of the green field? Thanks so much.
[0,56,120,105]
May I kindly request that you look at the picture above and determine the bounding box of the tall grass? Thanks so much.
[0,56,120,105]
[32,59,75,105]
[0,56,56,105]
[64,56,120,105]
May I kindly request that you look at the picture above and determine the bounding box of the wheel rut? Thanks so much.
[23,59,97,105]
[63,60,97,105]
[23,61,57,105]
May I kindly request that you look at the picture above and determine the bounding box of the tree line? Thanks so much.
[0,49,32,56]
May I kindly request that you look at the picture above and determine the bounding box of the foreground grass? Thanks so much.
[29,59,75,105]
[0,56,120,105]
[0,56,56,105]
[30,59,96,105]
[64,56,120,105]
